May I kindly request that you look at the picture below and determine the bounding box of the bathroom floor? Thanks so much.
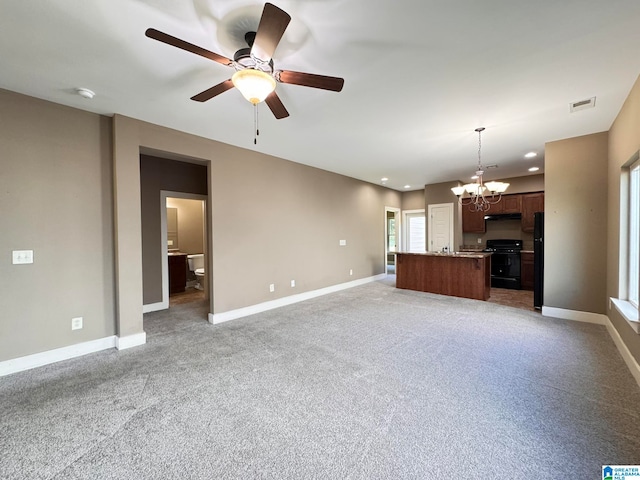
[169,286,205,307]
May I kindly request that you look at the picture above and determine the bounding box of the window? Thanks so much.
[614,157,640,328]
[629,158,639,308]
[404,211,426,252]
[387,217,396,252]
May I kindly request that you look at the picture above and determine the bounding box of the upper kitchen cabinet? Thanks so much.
[484,193,522,214]
[500,194,522,214]
[462,206,486,233]
[521,192,544,232]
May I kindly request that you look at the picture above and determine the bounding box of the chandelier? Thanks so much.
[451,127,509,212]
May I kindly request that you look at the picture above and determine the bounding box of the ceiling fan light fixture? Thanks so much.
[232,69,276,105]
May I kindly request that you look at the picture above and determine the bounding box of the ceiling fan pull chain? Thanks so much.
[254,103,259,145]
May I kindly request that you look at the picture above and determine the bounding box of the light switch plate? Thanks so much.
[12,250,34,264]
[339,240,347,246]
[71,317,83,330]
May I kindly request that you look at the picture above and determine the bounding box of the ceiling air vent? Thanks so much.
[570,97,596,113]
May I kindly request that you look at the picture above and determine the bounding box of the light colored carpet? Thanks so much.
[1,280,639,479]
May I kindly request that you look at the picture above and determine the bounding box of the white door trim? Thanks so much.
[384,206,401,274]
[147,191,208,312]
[427,203,454,252]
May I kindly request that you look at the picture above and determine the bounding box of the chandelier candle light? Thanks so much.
[451,127,509,212]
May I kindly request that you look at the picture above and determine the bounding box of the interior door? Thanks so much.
[428,203,454,252]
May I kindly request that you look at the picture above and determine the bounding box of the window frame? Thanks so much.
[628,158,639,309]
[612,156,640,331]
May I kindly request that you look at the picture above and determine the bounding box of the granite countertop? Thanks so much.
[397,251,492,258]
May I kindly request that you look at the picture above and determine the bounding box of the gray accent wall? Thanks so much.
[140,155,207,304]
[0,90,115,361]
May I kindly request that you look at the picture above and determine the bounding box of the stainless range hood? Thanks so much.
[483,213,522,221]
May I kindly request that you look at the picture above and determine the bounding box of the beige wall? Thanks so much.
[0,91,401,362]
[3,76,640,369]
[113,114,402,339]
[401,189,425,211]
[0,90,115,361]
[545,132,609,314]
[608,75,640,362]
[499,174,544,194]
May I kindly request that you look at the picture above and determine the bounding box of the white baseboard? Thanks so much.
[143,301,167,313]
[541,306,608,325]
[0,336,116,377]
[115,332,147,350]
[209,274,387,325]
[604,319,640,387]
[542,305,640,387]
[0,331,148,377]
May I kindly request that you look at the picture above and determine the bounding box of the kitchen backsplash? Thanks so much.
[462,219,534,250]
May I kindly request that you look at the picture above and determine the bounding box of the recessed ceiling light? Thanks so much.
[528,167,539,172]
[404,185,411,189]
[471,175,479,180]
[524,152,537,159]
[75,87,95,99]
[381,177,388,182]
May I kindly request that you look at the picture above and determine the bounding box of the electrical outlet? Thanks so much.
[477,238,482,244]
[12,250,34,264]
[339,239,347,246]
[269,284,275,293]
[290,280,295,287]
[71,317,83,330]
[349,269,353,276]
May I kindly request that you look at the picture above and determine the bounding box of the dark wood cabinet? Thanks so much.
[500,194,522,214]
[487,193,521,214]
[521,251,534,290]
[521,192,544,232]
[168,253,187,294]
[397,253,491,300]
[462,206,486,233]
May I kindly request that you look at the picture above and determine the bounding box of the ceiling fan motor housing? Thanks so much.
[233,46,274,73]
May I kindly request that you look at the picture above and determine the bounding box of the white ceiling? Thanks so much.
[2,0,640,191]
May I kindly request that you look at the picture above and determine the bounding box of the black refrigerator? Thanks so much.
[533,212,544,309]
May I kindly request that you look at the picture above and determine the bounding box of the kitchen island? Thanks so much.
[396,251,492,300]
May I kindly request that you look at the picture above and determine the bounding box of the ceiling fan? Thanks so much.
[145,2,344,120]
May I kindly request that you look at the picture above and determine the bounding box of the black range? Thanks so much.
[484,239,523,290]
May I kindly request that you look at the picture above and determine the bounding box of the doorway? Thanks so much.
[384,207,400,274]
[161,191,208,308]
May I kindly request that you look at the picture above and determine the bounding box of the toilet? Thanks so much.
[187,254,205,290]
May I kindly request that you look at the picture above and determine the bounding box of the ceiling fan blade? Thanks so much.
[265,91,289,119]
[250,3,291,63]
[277,70,344,92]
[190,80,234,102]
[145,28,233,67]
